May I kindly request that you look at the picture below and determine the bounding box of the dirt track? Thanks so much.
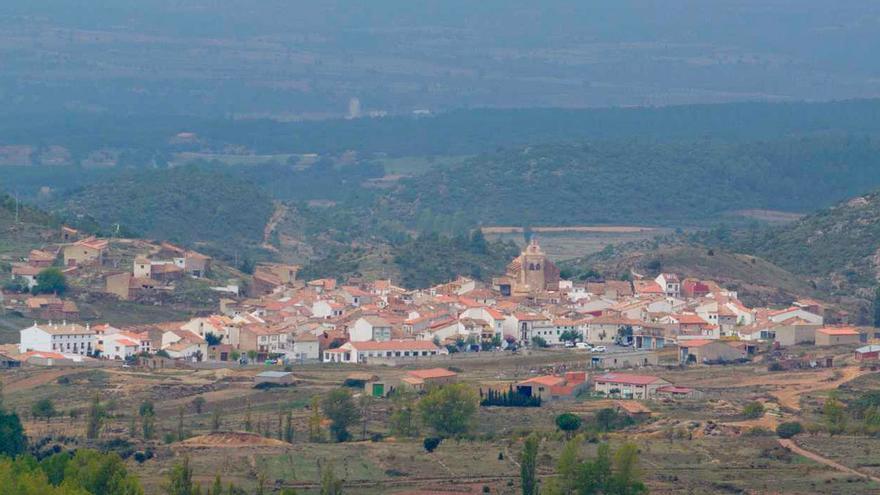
[779,438,880,483]
[771,366,866,411]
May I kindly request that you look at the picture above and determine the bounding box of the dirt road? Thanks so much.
[772,366,866,411]
[779,438,880,483]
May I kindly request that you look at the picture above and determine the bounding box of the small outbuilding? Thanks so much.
[679,339,747,365]
[401,368,458,392]
[254,371,295,386]
[0,352,21,369]
[815,327,861,346]
[855,345,880,362]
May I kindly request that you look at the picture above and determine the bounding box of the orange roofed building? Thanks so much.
[515,371,588,401]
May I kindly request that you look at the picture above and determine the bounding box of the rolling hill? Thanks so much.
[53,166,274,259]
[730,190,880,297]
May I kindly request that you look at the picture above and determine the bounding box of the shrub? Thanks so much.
[777,422,803,439]
[423,437,442,453]
[743,401,765,419]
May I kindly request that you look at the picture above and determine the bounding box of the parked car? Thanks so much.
[592,346,607,353]
[564,341,575,348]
[575,342,592,350]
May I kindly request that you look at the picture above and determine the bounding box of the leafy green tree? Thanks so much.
[191,397,206,414]
[555,413,582,439]
[823,397,847,435]
[389,395,419,437]
[418,384,478,437]
[319,461,343,495]
[556,437,581,495]
[86,394,103,440]
[177,407,186,441]
[607,443,646,495]
[140,401,156,440]
[742,402,765,419]
[520,433,539,495]
[166,456,194,495]
[576,443,612,495]
[321,389,360,442]
[210,408,221,432]
[308,396,324,442]
[284,411,294,443]
[0,409,27,457]
[423,437,442,452]
[211,475,223,495]
[776,421,803,439]
[63,449,143,495]
[34,268,68,295]
[874,286,880,327]
[32,398,57,422]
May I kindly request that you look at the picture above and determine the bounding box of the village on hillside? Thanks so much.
[4,228,880,493]
[3,229,874,391]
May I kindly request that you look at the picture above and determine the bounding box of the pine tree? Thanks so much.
[211,408,222,432]
[177,406,186,441]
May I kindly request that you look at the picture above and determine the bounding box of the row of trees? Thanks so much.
[480,387,542,407]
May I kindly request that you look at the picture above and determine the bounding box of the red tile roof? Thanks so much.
[407,368,457,380]
[816,326,859,336]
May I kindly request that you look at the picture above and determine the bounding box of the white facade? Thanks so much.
[20,323,96,356]
[350,317,392,342]
[103,333,141,360]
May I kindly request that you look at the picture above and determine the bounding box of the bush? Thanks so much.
[743,401,765,419]
[531,336,548,348]
[423,437,442,453]
[744,426,773,437]
[777,422,803,439]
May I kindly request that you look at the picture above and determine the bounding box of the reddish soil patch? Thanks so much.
[178,431,289,447]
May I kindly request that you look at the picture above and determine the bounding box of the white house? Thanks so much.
[349,316,392,342]
[291,332,320,361]
[20,322,96,356]
[768,307,823,325]
[312,300,345,319]
[655,273,681,297]
[103,332,141,360]
[11,265,40,290]
[323,340,445,364]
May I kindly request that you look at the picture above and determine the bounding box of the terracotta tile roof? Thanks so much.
[407,368,457,380]
[680,339,714,347]
[816,326,859,336]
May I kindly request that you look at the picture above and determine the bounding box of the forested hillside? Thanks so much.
[389,136,880,227]
[54,167,274,257]
[726,191,880,296]
[2,100,880,168]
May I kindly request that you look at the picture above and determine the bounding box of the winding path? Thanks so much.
[779,438,880,483]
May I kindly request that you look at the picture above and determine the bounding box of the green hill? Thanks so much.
[730,190,880,296]
[54,167,274,258]
[386,136,880,228]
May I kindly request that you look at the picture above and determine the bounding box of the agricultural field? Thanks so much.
[2,346,878,494]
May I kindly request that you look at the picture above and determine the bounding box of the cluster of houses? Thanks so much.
[8,237,875,369]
